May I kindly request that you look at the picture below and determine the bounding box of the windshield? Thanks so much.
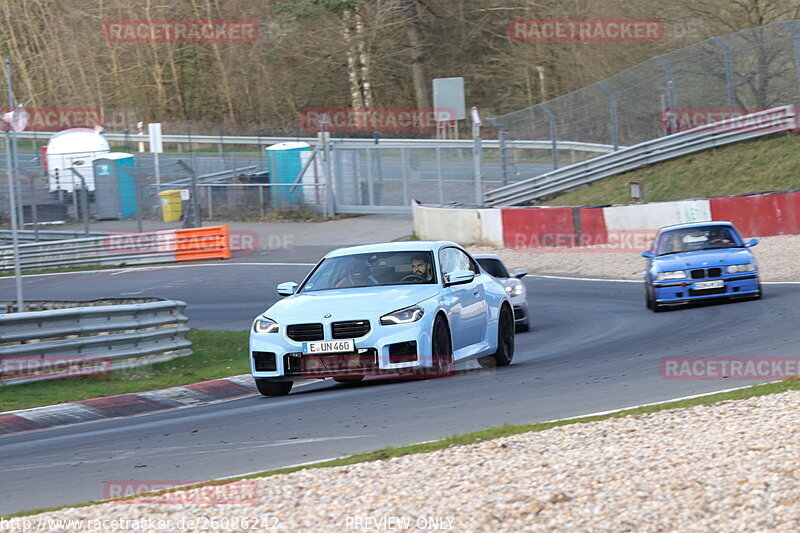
[300,251,437,292]
[655,226,742,256]
[476,258,510,278]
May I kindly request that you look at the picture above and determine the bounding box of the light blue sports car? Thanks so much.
[249,241,515,396]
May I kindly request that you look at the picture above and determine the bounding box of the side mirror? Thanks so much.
[277,282,298,296]
[444,269,475,286]
[641,250,655,259]
[512,268,528,279]
[745,238,759,248]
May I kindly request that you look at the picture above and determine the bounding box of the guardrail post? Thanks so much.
[597,82,619,151]
[540,104,559,170]
[780,22,800,98]
[711,37,738,113]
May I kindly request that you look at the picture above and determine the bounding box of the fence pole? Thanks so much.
[496,124,509,186]
[540,104,558,170]
[780,22,800,98]
[597,82,619,151]
[436,146,444,203]
[711,37,737,113]
[400,147,409,207]
[472,120,484,206]
[654,56,676,112]
[3,57,23,310]
[259,185,264,217]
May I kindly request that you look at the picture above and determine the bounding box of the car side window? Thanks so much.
[439,247,478,276]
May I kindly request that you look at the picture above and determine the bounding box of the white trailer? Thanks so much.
[45,128,110,193]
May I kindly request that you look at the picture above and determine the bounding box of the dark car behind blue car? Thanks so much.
[642,221,761,311]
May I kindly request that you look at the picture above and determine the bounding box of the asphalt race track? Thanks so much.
[1,258,799,514]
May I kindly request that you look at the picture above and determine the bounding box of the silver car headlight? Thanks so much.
[727,263,756,274]
[253,317,279,334]
[380,305,424,325]
[656,270,687,281]
[505,280,524,297]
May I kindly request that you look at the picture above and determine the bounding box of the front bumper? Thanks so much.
[250,315,435,379]
[653,274,759,303]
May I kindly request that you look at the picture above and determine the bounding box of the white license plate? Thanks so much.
[302,339,355,354]
[694,280,725,290]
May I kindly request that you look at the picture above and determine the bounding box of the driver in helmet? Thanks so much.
[410,254,433,282]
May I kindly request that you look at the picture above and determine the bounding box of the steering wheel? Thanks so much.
[400,273,425,283]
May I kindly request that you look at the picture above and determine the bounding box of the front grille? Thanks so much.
[286,323,324,341]
[690,268,723,280]
[252,352,276,372]
[284,348,379,376]
[332,320,371,339]
[689,287,726,296]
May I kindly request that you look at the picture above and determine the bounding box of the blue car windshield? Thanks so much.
[300,251,437,292]
[655,226,742,256]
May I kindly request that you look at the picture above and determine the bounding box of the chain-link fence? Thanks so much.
[493,20,800,173]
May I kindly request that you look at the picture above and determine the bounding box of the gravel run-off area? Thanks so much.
[10,391,800,531]
[470,233,800,282]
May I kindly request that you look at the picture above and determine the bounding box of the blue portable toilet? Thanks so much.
[93,153,137,219]
[265,142,310,208]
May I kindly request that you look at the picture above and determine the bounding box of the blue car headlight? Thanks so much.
[727,263,756,274]
[380,305,424,325]
[656,270,687,281]
[253,317,279,334]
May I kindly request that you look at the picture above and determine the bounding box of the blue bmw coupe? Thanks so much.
[642,221,761,312]
[249,241,515,396]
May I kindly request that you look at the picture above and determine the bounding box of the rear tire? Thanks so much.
[255,378,293,397]
[479,304,514,368]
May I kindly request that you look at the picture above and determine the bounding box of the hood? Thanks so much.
[653,248,754,271]
[262,284,440,320]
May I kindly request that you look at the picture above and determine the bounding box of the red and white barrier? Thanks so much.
[413,191,800,248]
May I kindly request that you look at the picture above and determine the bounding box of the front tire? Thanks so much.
[479,304,514,368]
[255,378,293,396]
[422,315,453,378]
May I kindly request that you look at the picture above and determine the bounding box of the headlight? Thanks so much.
[253,317,279,333]
[505,280,524,296]
[656,270,687,281]
[727,263,756,273]
[380,305,424,325]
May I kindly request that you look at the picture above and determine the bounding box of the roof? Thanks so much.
[657,221,734,232]
[324,241,457,258]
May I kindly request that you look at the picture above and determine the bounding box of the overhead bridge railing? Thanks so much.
[485,106,799,206]
[0,225,231,273]
[0,299,191,385]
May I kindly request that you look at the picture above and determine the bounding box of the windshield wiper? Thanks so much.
[656,251,684,257]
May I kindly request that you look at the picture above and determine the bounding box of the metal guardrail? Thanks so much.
[0,299,191,385]
[485,106,798,206]
[0,229,106,243]
[13,131,618,154]
[0,225,231,273]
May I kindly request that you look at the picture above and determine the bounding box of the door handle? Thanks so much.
[473,290,480,296]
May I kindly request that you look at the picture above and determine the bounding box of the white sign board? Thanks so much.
[148,123,163,154]
[180,189,190,201]
[433,77,466,121]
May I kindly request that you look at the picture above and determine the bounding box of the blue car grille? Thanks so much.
[690,267,723,279]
